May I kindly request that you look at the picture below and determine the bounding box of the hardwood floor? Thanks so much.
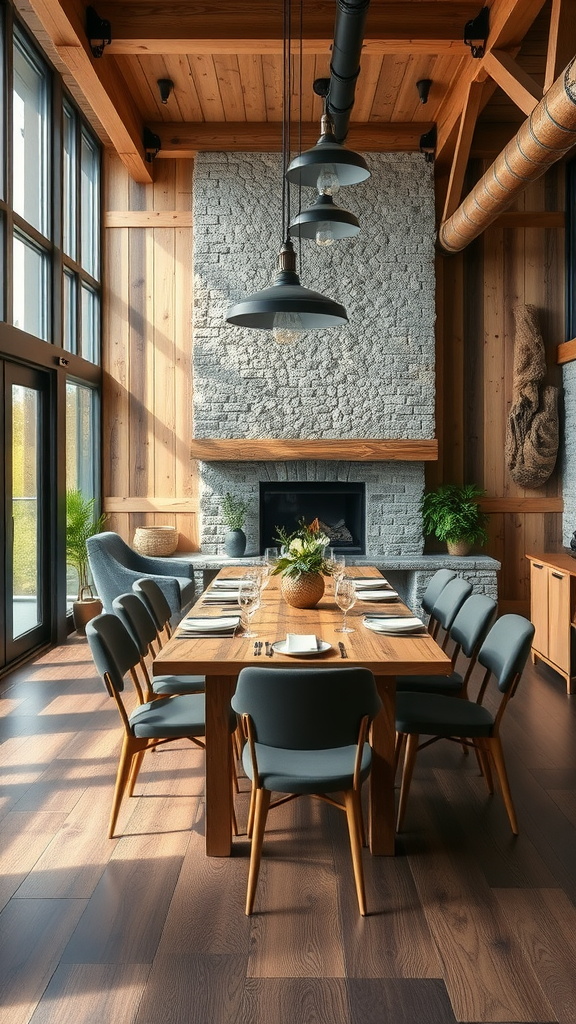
[1,636,576,1024]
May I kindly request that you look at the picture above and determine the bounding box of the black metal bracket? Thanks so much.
[464,6,489,59]
[86,6,111,58]
[417,79,432,104]
[419,124,437,164]
[143,127,161,162]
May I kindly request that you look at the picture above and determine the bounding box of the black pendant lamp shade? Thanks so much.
[288,192,360,243]
[286,112,370,189]
[225,240,348,329]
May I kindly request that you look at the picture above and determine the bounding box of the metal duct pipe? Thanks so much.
[439,57,576,253]
[327,0,371,143]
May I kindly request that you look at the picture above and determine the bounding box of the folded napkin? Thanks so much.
[356,589,398,601]
[286,633,319,653]
[363,615,425,634]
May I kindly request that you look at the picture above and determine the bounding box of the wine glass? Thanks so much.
[264,546,280,566]
[334,577,356,633]
[238,580,261,638]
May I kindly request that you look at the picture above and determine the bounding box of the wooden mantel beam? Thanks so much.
[98,1,475,55]
[25,0,152,183]
[190,439,439,462]
[150,121,432,157]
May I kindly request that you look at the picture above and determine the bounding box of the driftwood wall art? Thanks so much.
[505,304,559,488]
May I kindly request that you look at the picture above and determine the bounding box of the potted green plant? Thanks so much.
[271,518,332,608]
[66,488,107,633]
[222,492,250,557]
[421,483,489,556]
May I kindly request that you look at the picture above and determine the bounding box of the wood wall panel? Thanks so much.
[433,163,566,614]
[103,153,199,550]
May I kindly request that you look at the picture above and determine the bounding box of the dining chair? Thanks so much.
[86,612,236,838]
[426,576,473,650]
[421,568,458,636]
[112,593,205,696]
[395,613,535,835]
[231,665,382,916]
[397,594,497,696]
[132,576,174,647]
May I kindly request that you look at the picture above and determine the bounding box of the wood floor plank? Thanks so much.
[134,955,247,1024]
[27,964,150,1024]
[347,978,459,1024]
[547,789,576,828]
[495,888,576,1024]
[405,779,556,1022]
[0,898,88,1024]
[59,831,189,964]
[246,798,346,979]
[0,811,69,911]
[329,805,443,978]
[239,978,351,1024]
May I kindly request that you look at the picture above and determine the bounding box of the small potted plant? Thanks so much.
[222,492,250,557]
[66,488,107,633]
[421,483,489,556]
[271,518,332,608]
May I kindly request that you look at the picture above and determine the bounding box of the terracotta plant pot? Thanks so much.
[281,572,325,609]
[73,597,103,635]
[446,540,472,557]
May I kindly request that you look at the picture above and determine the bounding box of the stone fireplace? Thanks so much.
[192,150,436,556]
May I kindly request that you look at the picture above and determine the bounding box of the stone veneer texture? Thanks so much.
[192,151,436,554]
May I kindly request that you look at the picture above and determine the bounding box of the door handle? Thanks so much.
[551,572,564,580]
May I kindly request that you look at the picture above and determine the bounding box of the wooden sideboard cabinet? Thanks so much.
[526,554,576,693]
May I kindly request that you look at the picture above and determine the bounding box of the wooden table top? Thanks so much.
[153,566,452,678]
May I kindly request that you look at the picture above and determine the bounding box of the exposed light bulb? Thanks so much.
[316,165,340,196]
[272,311,303,345]
[315,222,335,247]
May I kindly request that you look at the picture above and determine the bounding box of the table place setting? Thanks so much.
[355,588,399,602]
[209,577,246,589]
[202,589,244,604]
[176,614,242,638]
[348,576,391,589]
[363,614,427,636]
[271,633,332,657]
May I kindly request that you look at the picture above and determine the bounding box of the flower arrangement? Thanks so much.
[271,518,332,578]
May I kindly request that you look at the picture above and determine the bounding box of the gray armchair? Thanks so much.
[86,532,195,615]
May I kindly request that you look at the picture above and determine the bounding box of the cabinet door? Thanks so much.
[530,562,549,657]
[548,569,571,673]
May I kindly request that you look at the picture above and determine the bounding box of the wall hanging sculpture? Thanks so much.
[505,303,559,488]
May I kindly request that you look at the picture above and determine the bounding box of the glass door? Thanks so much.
[2,361,51,667]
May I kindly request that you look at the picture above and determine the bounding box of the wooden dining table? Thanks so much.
[152,566,452,857]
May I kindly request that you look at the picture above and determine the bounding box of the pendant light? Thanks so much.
[285,108,370,191]
[225,0,348,341]
[288,191,360,246]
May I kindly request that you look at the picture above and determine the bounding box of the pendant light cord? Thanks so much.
[298,0,303,276]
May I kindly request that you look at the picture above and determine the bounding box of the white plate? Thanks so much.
[272,639,332,657]
[349,577,389,588]
[364,616,426,635]
[211,578,245,588]
[356,589,398,601]
[202,591,242,602]
[180,615,241,632]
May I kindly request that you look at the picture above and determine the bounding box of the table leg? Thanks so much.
[369,675,396,855]
[205,674,236,857]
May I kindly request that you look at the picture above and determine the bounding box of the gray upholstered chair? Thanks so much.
[86,612,222,838]
[86,531,195,615]
[112,592,205,696]
[231,665,382,916]
[420,568,457,635]
[132,577,175,646]
[395,614,535,835]
[426,576,473,649]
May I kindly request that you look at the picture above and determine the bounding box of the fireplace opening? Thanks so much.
[260,481,366,554]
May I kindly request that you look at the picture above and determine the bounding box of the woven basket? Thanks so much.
[133,526,178,557]
[281,571,325,609]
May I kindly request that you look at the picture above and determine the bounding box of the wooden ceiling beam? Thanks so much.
[435,0,548,160]
[544,0,576,91]
[483,49,542,115]
[442,80,484,222]
[25,0,152,183]
[149,121,433,156]
[97,1,474,55]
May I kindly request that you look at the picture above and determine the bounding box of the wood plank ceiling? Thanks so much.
[17,0,567,191]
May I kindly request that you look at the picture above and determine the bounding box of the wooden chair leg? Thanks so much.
[394,731,406,775]
[344,790,367,916]
[109,735,145,838]
[246,787,271,915]
[127,748,147,797]
[488,736,518,835]
[476,738,494,793]
[396,733,419,833]
[246,781,257,838]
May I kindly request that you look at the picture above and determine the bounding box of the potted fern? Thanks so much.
[222,492,250,557]
[66,489,107,633]
[421,483,489,556]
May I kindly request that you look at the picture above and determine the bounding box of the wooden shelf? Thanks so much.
[189,438,438,462]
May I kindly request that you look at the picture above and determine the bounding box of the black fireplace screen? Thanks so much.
[259,481,366,554]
